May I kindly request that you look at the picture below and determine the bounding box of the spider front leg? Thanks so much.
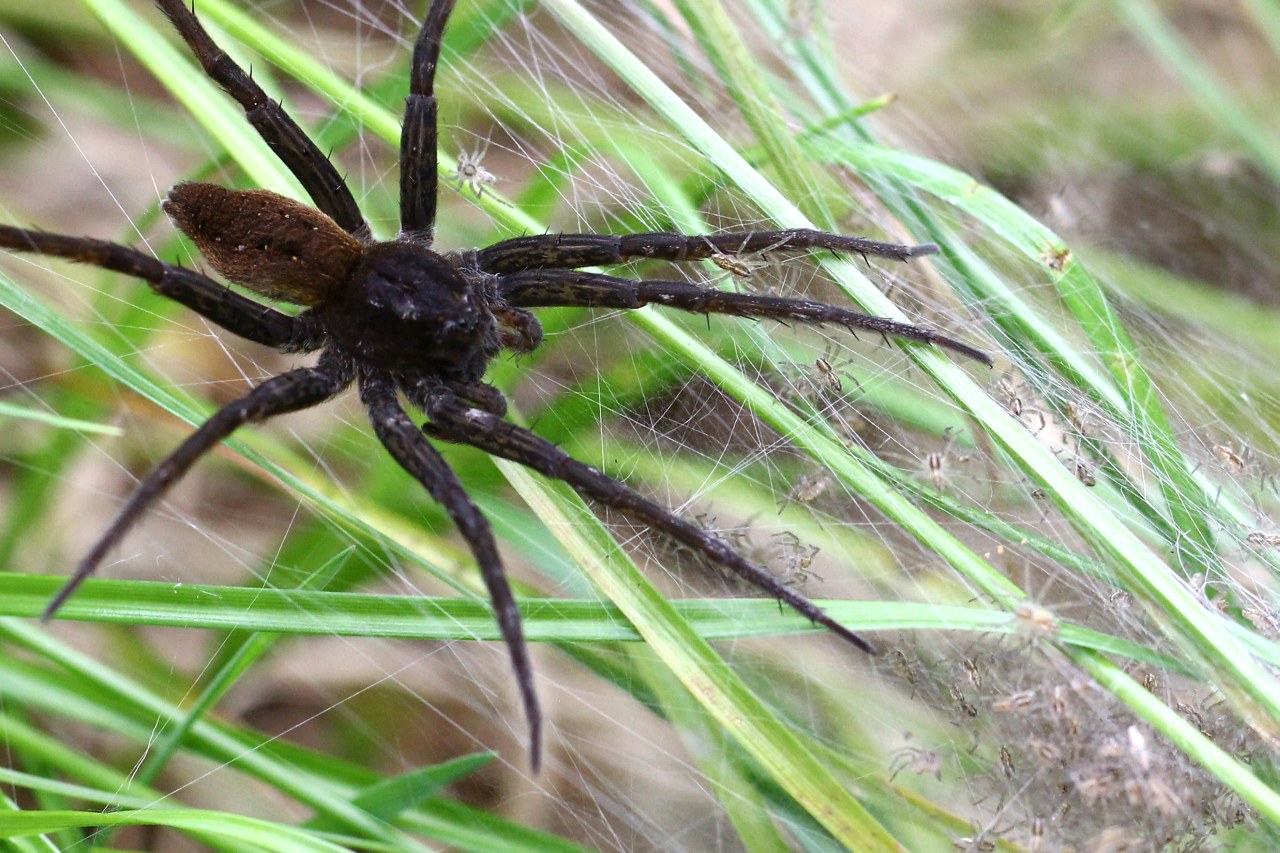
[0,225,316,350]
[43,355,352,620]
[360,373,542,771]
[156,0,368,238]
[498,269,992,365]
[420,385,876,655]
[473,228,938,273]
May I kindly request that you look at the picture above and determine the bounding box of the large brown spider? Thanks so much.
[0,0,990,770]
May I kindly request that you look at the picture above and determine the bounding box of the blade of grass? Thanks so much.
[636,653,795,853]
[670,0,823,223]
[0,619,428,851]
[0,620,587,853]
[497,461,905,852]
[0,808,352,852]
[79,0,299,198]
[1115,0,1280,186]
[303,754,497,833]
[1,571,1115,645]
[1243,0,1280,57]
[1075,649,1280,824]
[0,399,120,434]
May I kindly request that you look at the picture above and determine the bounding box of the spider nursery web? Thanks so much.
[1,1,1280,852]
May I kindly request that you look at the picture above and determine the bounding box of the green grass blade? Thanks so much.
[670,0,821,222]
[78,0,299,197]
[1075,650,1280,824]
[1115,0,1280,186]
[0,809,351,852]
[304,754,497,832]
[0,619,583,852]
[497,462,905,852]
[0,399,121,435]
[5,571,1156,647]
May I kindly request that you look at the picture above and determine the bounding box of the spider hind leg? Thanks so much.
[362,373,542,771]
[421,385,876,655]
[43,358,352,620]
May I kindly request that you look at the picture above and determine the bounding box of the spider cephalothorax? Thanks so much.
[0,0,990,771]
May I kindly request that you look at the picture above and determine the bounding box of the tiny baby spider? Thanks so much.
[888,744,943,781]
[452,140,502,201]
[1,0,991,770]
[781,470,832,506]
[923,426,962,491]
[705,232,791,282]
[780,343,862,406]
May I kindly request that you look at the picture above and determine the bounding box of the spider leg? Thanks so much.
[498,269,992,365]
[472,228,938,274]
[442,381,509,417]
[400,0,458,237]
[420,385,876,655]
[42,354,353,620]
[360,372,542,771]
[0,225,318,350]
[155,0,368,238]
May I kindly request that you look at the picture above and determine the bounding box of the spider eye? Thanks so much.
[164,182,362,306]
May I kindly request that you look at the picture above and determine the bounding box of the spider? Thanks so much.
[0,0,991,771]
[452,141,501,200]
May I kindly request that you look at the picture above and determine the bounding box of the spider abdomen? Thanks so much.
[324,241,495,378]
[164,182,362,306]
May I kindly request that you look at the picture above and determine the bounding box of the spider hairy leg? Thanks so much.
[361,374,542,771]
[0,224,311,349]
[400,0,458,236]
[499,269,993,365]
[420,386,876,655]
[41,356,352,621]
[165,182,362,305]
[155,0,367,236]
[474,228,938,273]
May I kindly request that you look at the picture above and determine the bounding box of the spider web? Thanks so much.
[1,1,1279,851]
